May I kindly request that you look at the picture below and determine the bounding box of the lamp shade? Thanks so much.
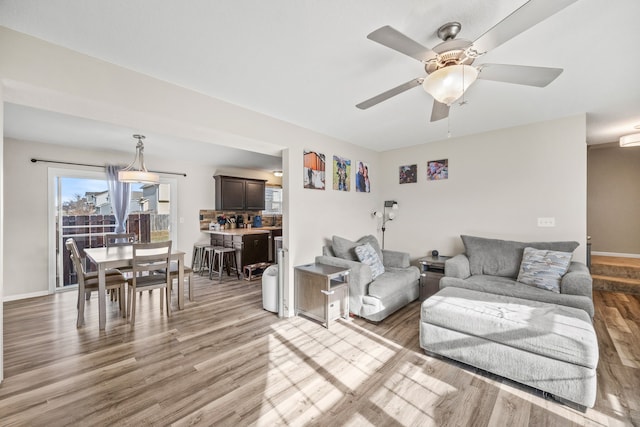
[422,64,479,106]
[620,133,640,147]
[118,169,160,184]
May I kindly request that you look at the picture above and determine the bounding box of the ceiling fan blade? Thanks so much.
[430,101,449,122]
[367,26,436,62]
[472,0,578,55]
[356,78,423,110]
[478,63,563,87]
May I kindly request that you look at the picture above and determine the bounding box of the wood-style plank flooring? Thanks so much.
[1,276,639,426]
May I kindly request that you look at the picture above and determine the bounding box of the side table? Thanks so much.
[294,263,350,329]
[418,256,451,301]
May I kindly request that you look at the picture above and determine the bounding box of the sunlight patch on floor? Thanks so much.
[254,319,403,425]
[368,359,453,425]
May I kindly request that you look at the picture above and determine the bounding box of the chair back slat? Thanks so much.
[132,241,172,276]
[106,233,136,247]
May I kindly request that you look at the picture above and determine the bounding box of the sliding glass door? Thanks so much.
[48,168,177,291]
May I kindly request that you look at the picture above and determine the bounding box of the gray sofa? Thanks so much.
[440,235,594,317]
[316,235,420,322]
[420,235,598,408]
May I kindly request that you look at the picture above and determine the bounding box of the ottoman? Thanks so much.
[420,287,598,408]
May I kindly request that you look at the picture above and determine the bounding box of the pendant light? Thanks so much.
[118,134,160,184]
[620,133,640,147]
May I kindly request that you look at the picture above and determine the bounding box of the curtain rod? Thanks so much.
[30,158,187,177]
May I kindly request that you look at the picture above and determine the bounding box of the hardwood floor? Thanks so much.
[1,277,638,426]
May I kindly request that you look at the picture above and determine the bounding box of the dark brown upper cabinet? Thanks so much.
[214,175,266,211]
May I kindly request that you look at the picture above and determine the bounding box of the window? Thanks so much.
[48,168,178,291]
[263,186,282,215]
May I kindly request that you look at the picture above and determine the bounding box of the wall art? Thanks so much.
[399,164,417,184]
[303,150,326,190]
[333,155,351,191]
[427,159,448,181]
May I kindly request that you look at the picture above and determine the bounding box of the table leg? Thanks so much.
[98,264,106,330]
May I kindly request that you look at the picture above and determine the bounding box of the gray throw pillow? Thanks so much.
[332,235,359,261]
[355,243,385,279]
[517,247,572,293]
[461,235,578,279]
[332,235,383,262]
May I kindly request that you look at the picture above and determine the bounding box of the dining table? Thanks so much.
[84,245,186,330]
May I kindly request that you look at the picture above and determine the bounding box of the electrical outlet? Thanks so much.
[179,217,184,224]
[537,217,555,227]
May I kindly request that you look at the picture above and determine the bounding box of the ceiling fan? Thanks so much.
[356,0,578,122]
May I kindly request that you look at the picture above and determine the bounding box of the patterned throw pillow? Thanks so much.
[355,243,385,279]
[516,247,572,293]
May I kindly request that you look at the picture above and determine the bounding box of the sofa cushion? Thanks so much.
[332,235,382,261]
[440,274,595,317]
[368,267,419,300]
[517,247,572,293]
[461,235,579,279]
[355,243,385,279]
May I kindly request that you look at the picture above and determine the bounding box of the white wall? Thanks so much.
[379,115,588,263]
[3,137,215,298]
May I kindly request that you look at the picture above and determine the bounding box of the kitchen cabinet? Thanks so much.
[207,230,269,269]
[214,175,266,211]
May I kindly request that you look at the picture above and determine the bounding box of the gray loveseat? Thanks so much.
[420,235,598,408]
[440,235,594,317]
[316,235,420,322]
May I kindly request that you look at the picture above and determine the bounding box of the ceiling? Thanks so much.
[1,0,640,161]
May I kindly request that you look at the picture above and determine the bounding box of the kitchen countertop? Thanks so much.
[202,227,280,236]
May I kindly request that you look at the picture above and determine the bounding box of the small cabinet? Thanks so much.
[242,233,269,267]
[418,256,450,301]
[294,263,349,329]
[214,175,266,211]
[208,232,269,269]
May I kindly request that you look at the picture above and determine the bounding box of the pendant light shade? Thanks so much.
[118,134,160,184]
[422,64,479,106]
[620,133,640,147]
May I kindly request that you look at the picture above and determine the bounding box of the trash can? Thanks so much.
[262,265,279,313]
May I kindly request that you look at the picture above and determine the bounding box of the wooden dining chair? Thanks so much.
[127,240,172,325]
[65,238,127,327]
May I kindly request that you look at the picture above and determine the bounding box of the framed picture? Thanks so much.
[355,160,370,193]
[303,150,326,190]
[399,164,417,184]
[333,155,351,191]
[427,159,448,181]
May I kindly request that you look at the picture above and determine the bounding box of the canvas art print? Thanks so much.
[399,164,417,184]
[303,150,326,190]
[427,159,448,181]
[333,155,351,191]
[355,161,370,193]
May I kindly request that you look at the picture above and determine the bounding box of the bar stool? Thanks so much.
[200,246,216,277]
[209,246,240,283]
[192,242,209,273]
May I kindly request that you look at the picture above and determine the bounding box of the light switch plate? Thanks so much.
[537,217,555,227]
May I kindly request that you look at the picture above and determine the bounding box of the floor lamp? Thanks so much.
[373,200,398,249]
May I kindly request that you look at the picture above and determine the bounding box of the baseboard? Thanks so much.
[3,290,50,302]
[592,252,640,259]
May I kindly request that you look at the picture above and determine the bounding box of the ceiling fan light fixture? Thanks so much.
[422,64,478,106]
[118,134,160,184]
[620,133,640,147]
